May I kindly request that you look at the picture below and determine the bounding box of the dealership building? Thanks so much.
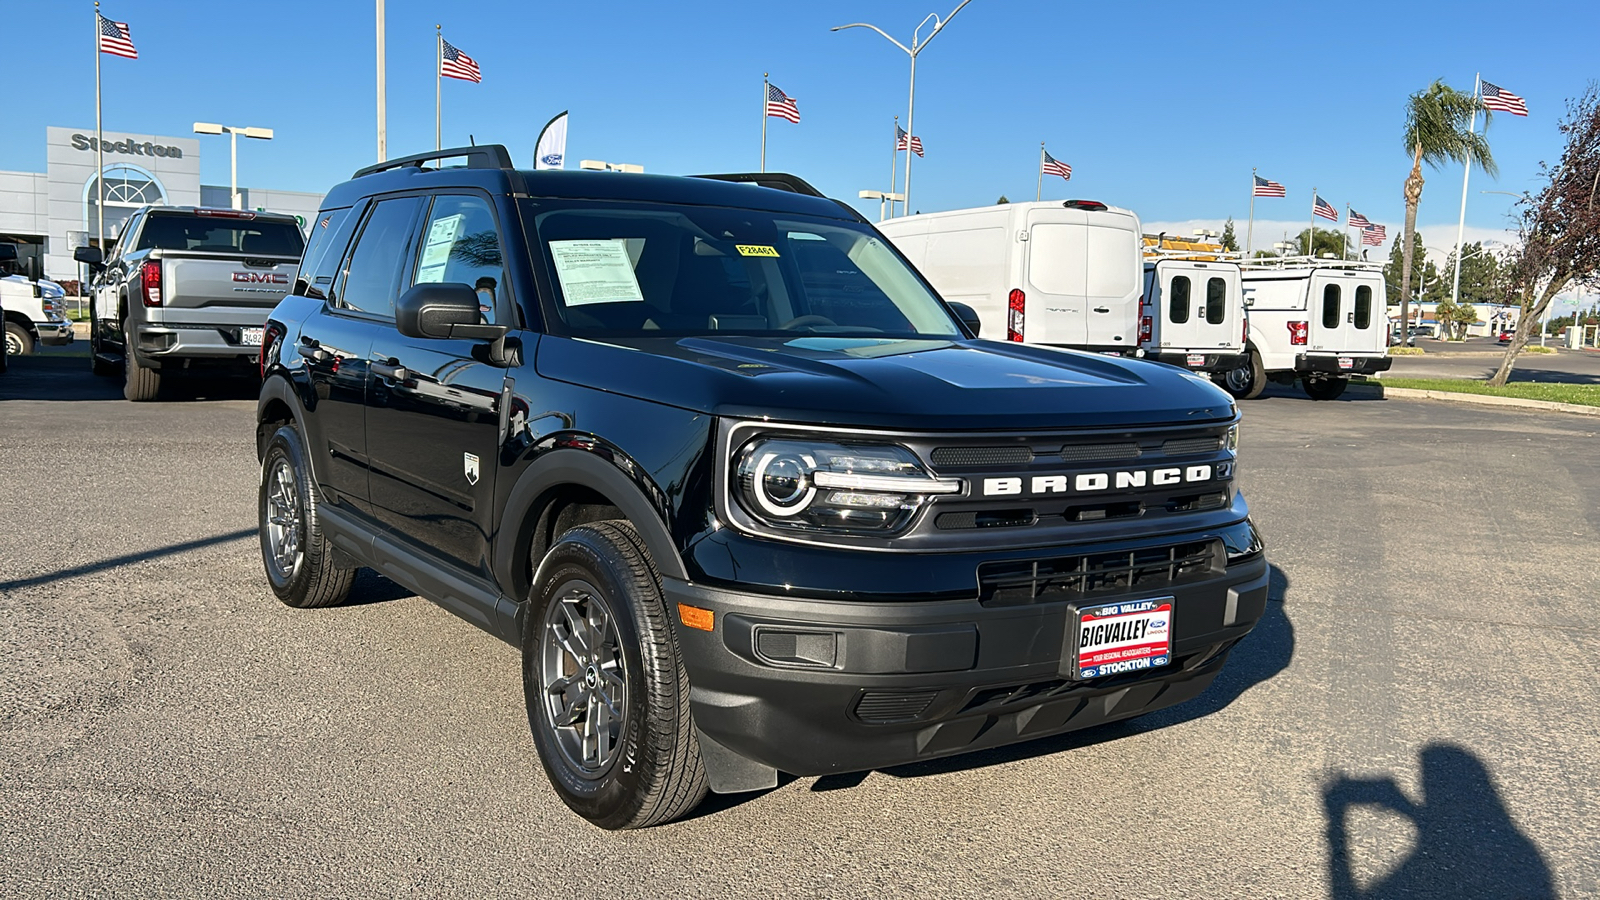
[0,126,324,283]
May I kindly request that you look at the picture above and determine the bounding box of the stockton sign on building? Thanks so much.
[69,133,186,159]
[0,127,324,281]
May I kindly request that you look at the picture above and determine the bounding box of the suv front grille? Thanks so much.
[978,539,1217,606]
[930,446,1033,468]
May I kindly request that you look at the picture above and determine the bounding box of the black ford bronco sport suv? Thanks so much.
[256,146,1268,829]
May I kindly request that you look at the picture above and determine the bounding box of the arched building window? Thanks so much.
[83,164,166,245]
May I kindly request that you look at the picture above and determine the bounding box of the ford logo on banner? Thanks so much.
[541,154,563,167]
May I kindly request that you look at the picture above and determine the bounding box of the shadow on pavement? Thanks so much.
[1323,744,1555,899]
[0,528,257,591]
[0,352,258,402]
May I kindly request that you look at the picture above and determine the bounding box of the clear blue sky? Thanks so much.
[4,0,1594,244]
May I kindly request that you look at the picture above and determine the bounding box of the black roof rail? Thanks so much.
[691,172,827,198]
[352,144,514,179]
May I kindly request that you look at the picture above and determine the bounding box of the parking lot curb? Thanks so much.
[1369,384,1600,418]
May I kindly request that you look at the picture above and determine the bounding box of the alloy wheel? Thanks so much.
[263,457,303,581]
[539,580,629,778]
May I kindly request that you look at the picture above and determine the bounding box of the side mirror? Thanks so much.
[0,244,17,264]
[948,301,981,338]
[396,282,508,341]
[74,246,105,269]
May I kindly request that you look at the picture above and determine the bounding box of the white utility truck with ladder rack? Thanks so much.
[1224,256,1392,401]
[1140,236,1247,376]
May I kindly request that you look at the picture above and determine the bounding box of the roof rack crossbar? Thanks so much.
[353,144,514,179]
[690,172,827,198]
[1238,254,1384,271]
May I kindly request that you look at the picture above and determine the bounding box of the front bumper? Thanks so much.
[1296,353,1392,375]
[1149,349,1246,373]
[666,536,1270,780]
[34,320,74,346]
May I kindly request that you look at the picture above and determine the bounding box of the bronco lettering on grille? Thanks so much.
[983,465,1215,497]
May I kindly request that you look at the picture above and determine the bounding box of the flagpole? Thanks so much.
[435,25,442,152]
[376,0,386,161]
[1450,72,1481,308]
[1245,168,1256,257]
[1344,205,1350,260]
[1308,187,1316,257]
[889,116,900,219]
[760,73,769,173]
[94,2,104,249]
[1036,143,1044,202]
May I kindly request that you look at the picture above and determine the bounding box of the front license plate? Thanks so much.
[1337,356,1354,370]
[1186,353,1205,367]
[240,327,264,346]
[1073,598,1173,680]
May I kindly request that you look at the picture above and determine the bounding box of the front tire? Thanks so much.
[1219,349,1266,400]
[524,521,707,830]
[1302,375,1349,401]
[259,423,356,608]
[4,322,33,358]
[123,318,161,401]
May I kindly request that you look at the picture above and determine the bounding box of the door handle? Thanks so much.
[1093,306,1111,313]
[371,360,409,381]
[297,342,330,363]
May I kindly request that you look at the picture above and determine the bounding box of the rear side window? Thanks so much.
[1354,285,1372,329]
[295,206,361,300]
[1206,278,1227,325]
[337,197,423,318]
[1322,284,1341,329]
[412,194,508,325]
[137,214,305,257]
[1169,275,1190,323]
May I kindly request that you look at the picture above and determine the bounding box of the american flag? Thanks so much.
[1042,150,1071,180]
[766,83,800,124]
[1481,81,1529,117]
[1347,209,1371,228]
[896,125,924,157]
[1361,225,1387,247]
[1253,175,1286,197]
[440,39,481,83]
[1313,195,1338,221]
[97,14,138,59]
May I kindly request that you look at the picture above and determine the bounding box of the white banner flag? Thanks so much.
[535,111,568,170]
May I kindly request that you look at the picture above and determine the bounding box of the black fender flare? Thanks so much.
[255,373,310,462]
[493,447,689,598]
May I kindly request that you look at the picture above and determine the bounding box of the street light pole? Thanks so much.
[194,123,274,209]
[831,0,973,219]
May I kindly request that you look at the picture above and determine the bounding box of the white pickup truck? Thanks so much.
[1,244,74,357]
[75,206,305,400]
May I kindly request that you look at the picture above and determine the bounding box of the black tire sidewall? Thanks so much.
[259,425,318,602]
[523,527,665,829]
[1303,376,1349,401]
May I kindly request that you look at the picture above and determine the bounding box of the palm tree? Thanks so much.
[1398,81,1496,339]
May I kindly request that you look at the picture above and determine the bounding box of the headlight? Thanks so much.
[1226,424,1239,453]
[733,438,960,534]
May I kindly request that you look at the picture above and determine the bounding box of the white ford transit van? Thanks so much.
[1140,238,1246,375]
[879,200,1143,353]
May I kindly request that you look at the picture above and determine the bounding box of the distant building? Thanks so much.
[1386,300,1521,336]
[0,126,323,282]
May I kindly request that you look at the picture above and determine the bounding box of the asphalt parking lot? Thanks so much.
[2,354,1597,899]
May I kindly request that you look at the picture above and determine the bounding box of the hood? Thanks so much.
[535,335,1236,431]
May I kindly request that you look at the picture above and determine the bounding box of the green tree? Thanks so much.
[1291,227,1350,259]
[1384,232,1426,305]
[1397,80,1496,352]
[1221,218,1239,252]
[996,195,1010,205]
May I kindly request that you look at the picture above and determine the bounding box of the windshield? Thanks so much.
[137,214,306,256]
[522,199,961,338]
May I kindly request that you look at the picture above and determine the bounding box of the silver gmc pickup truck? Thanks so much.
[75,206,305,400]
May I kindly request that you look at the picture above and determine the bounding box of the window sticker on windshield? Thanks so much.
[548,239,646,306]
[736,244,780,258]
[416,214,463,283]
